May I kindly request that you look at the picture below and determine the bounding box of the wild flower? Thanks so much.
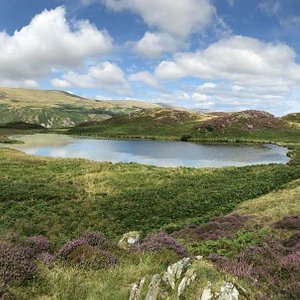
[0,242,37,284]
[137,232,189,257]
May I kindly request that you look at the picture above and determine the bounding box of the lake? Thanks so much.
[3,134,289,168]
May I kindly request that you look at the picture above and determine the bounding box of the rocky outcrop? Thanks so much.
[129,256,242,300]
[118,231,140,250]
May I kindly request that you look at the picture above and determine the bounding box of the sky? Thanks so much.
[0,0,300,115]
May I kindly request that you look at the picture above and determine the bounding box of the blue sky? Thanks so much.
[0,0,299,115]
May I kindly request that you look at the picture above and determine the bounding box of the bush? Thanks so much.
[65,245,117,269]
[0,242,37,284]
[275,215,300,230]
[137,232,189,257]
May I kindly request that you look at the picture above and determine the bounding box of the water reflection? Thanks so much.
[4,134,289,168]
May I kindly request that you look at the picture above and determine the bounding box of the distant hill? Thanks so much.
[68,108,208,138]
[282,113,300,124]
[195,110,288,133]
[0,87,160,128]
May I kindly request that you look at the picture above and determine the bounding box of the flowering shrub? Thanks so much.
[58,231,109,259]
[209,233,300,299]
[81,232,107,247]
[25,235,51,254]
[57,232,117,269]
[58,238,86,259]
[137,232,189,257]
[38,252,55,266]
[66,245,118,269]
[274,215,300,230]
[0,242,37,284]
[173,214,249,241]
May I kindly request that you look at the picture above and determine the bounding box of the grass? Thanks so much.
[0,147,299,246]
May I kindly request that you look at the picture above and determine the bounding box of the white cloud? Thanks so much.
[258,0,281,16]
[129,71,159,88]
[103,0,215,37]
[52,62,130,95]
[0,79,39,88]
[103,0,217,56]
[134,32,186,57]
[0,6,113,81]
[50,79,71,89]
[155,35,300,85]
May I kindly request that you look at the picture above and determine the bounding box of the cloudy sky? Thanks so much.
[0,0,299,114]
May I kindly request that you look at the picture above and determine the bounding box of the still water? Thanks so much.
[4,134,289,168]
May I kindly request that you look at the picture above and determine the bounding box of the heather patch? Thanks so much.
[0,242,37,284]
[136,232,189,257]
[57,232,117,270]
[209,233,300,299]
[24,235,52,254]
[58,231,109,260]
[173,214,250,242]
[66,245,118,269]
[274,215,300,230]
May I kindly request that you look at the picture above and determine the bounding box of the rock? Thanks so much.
[199,281,213,300]
[129,277,145,300]
[118,231,140,249]
[177,267,197,298]
[162,258,191,289]
[217,282,239,300]
[145,274,161,300]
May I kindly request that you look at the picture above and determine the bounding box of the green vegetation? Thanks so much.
[68,107,207,140]
[282,112,300,123]
[0,147,299,244]
[0,87,159,128]
[68,109,300,145]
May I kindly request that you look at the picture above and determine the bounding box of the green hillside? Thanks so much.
[68,108,300,144]
[0,87,160,128]
[68,107,209,139]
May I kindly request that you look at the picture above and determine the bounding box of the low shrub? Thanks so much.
[137,232,189,257]
[0,242,37,284]
[173,214,250,241]
[274,215,300,230]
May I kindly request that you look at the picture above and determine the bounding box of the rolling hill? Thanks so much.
[0,87,160,128]
[68,107,208,139]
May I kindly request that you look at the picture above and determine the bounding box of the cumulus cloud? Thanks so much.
[134,32,186,58]
[0,6,113,81]
[102,0,216,56]
[129,71,159,88]
[103,0,215,37]
[155,35,300,85]
[51,62,130,95]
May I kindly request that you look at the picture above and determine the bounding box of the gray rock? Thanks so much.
[177,267,197,299]
[217,282,239,300]
[118,231,140,249]
[162,258,191,289]
[129,277,145,300]
[145,274,161,300]
[199,281,213,300]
